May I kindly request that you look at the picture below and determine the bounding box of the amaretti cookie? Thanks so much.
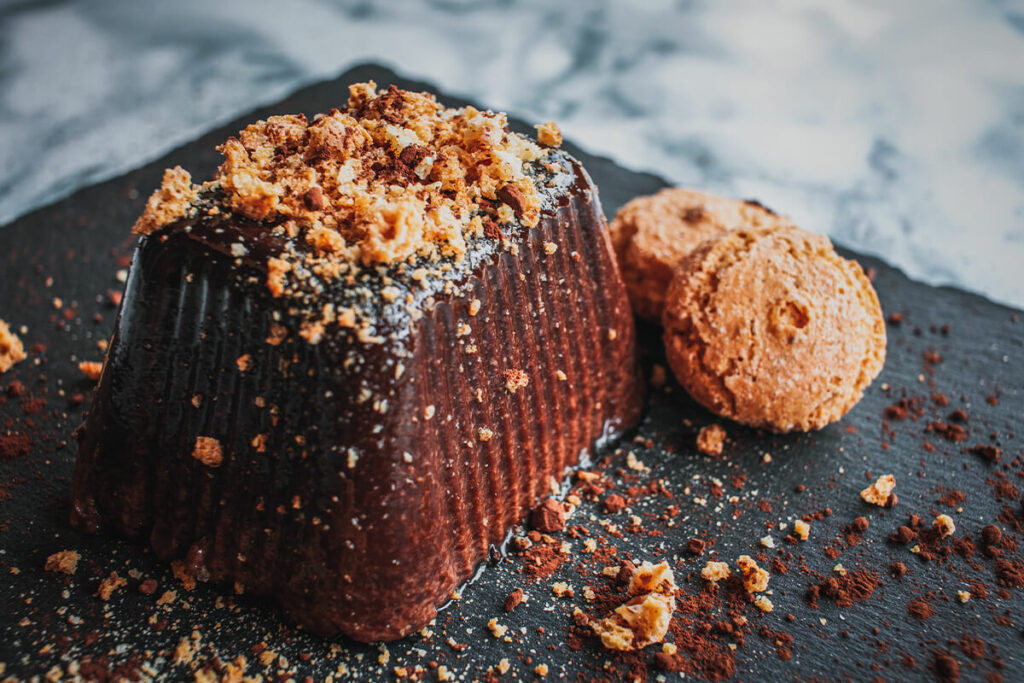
[661,225,885,432]
[71,83,643,641]
[608,188,793,322]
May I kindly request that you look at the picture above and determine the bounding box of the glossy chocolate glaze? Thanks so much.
[71,154,644,641]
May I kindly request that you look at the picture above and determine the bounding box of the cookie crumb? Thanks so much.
[44,550,80,575]
[860,474,895,506]
[535,122,562,148]
[487,617,508,638]
[78,360,103,381]
[591,561,676,651]
[701,561,731,583]
[191,436,223,468]
[737,555,770,592]
[0,319,27,374]
[96,571,127,601]
[696,423,726,456]
[132,166,197,236]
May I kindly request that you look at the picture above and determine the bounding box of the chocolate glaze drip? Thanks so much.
[71,155,643,641]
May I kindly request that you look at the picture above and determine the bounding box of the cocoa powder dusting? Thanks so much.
[807,570,880,608]
[994,559,1024,587]
[0,430,31,461]
[907,595,934,620]
[933,651,960,683]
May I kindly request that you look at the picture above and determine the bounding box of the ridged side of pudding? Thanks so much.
[70,84,643,641]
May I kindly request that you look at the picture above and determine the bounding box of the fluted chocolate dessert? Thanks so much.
[71,83,643,641]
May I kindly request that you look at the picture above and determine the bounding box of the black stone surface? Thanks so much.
[1,64,1021,681]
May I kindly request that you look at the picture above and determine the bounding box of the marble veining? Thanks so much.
[1,0,1021,307]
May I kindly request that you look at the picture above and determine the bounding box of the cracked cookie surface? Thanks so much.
[608,188,793,322]
[661,225,886,432]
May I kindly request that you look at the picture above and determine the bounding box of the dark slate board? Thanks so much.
[1,64,1021,682]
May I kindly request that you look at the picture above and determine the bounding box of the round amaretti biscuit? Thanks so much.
[608,188,794,322]
[661,225,886,432]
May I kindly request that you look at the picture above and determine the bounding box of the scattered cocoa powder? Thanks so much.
[958,636,985,659]
[933,651,960,683]
[907,595,934,620]
[928,421,967,443]
[20,397,46,415]
[969,445,1001,463]
[890,525,916,544]
[992,479,1019,502]
[937,488,967,507]
[520,537,567,581]
[807,571,880,608]
[0,431,31,461]
[981,525,1002,546]
[994,559,1024,587]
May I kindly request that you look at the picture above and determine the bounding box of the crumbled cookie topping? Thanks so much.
[135,82,548,264]
[130,83,575,346]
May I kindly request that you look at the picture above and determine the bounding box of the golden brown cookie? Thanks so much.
[608,188,793,322]
[661,225,886,432]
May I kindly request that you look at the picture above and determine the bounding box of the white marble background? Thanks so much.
[1,0,1022,307]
